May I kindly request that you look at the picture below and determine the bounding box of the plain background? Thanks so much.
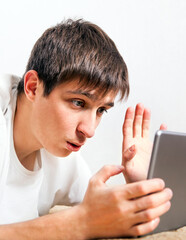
[1,0,186,184]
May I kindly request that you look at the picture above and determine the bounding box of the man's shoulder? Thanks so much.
[0,73,20,112]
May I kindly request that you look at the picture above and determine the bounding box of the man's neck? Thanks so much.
[13,94,41,171]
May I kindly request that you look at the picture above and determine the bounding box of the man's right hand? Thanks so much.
[80,165,172,239]
[0,165,172,240]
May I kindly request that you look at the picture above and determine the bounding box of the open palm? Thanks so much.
[122,103,166,183]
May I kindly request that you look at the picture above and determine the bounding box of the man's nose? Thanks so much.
[77,114,97,138]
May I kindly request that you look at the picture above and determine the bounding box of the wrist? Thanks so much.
[53,204,90,240]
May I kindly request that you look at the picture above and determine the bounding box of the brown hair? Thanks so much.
[17,19,129,100]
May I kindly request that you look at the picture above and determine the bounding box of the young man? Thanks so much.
[0,19,172,239]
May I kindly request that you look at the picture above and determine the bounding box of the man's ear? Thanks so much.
[24,70,41,101]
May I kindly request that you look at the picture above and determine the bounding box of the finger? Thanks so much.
[134,188,173,212]
[123,178,165,200]
[92,165,124,185]
[133,103,144,137]
[129,217,160,237]
[142,108,151,138]
[160,123,167,130]
[135,201,171,224]
[122,145,136,164]
[123,107,135,139]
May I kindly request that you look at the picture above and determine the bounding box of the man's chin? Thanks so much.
[57,149,72,157]
[45,147,72,158]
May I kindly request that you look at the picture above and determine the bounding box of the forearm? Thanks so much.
[0,205,88,240]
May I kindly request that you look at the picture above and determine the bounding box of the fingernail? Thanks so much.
[152,218,159,225]
[117,165,124,171]
[165,188,173,198]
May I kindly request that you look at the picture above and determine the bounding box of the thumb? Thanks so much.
[122,145,136,164]
[93,165,124,184]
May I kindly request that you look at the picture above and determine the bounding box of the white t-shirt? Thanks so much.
[0,74,91,224]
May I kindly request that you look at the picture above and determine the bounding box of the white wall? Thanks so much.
[1,0,186,184]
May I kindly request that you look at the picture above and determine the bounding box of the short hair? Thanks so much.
[17,19,129,100]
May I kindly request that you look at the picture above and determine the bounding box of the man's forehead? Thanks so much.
[56,79,117,104]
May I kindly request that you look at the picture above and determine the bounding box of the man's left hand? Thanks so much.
[122,103,166,183]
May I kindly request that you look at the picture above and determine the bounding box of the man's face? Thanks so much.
[32,80,116,157]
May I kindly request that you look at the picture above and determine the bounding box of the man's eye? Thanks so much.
[97,107,107,115]
[72,100,85,107]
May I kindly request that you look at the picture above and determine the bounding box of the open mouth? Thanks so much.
[66,141,81,152]
[70,143,79,147]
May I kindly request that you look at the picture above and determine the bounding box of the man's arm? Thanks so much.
[0,165,172,240]
[0,207,86,240]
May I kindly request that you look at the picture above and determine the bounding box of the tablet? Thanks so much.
[147,130,186,234]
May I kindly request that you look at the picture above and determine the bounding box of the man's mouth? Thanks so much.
[66,141,83,152]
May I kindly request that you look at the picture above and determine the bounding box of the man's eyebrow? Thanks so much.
[105,102,114,107]
[66,90,114,107]
[67,90,94,100]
